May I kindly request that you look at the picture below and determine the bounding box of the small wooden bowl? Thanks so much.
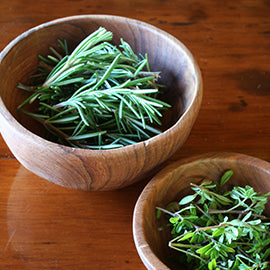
[133,152,270,269]
[0,15,202,191]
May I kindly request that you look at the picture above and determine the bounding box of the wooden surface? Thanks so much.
[0,0,269,269]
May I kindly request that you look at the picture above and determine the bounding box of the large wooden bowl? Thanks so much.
[133,152,270,269]
[0,15,202,191]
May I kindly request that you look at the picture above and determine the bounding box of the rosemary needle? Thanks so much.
[17,27,171,149]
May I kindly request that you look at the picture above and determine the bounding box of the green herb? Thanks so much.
[157,170,270,270]
[17,27,170,149]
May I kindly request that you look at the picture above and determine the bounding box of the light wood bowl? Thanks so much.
[133,152,270,269]
[0,15,202,191]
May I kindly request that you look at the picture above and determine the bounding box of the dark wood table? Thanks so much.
[0,1,269,269]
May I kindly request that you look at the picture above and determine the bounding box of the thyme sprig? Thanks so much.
[157,170,270,270]
[17,27,170,149]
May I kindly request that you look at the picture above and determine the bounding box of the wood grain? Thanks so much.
[0,159,148,270]
[0,0,269,269]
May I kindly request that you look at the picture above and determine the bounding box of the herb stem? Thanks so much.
[168,243,208,264]
[207,209,267,219]
[195,223,226,232]
[249,261,270,270]
[193,203,218,225]
[156,206,182,219]
[224,197,249,212]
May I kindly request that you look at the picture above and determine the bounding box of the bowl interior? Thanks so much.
[133,153,270,269]
[0,15,198,140]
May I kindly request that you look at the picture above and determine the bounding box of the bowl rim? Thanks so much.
[0,14,203,154]
[132,151,270,269]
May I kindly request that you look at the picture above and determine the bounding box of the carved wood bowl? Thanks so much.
[133,152,270,269]
[0,15,202,191]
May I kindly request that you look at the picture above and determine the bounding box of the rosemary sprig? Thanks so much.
[157,170,270,270]
[17,27,170,149]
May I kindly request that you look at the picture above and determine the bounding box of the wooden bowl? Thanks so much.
[0,15,202,191]
[133,152,270,269]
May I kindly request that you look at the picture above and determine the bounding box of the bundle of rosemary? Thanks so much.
[17,27,170,149]
[157,171,270,270]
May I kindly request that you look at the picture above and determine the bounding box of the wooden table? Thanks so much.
[0,1,269,269]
